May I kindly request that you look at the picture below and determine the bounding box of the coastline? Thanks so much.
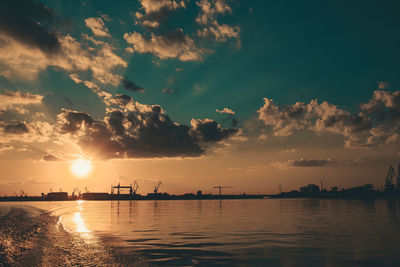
[0,194,265,202]
[0,205,146,266]
[1,192,400,202]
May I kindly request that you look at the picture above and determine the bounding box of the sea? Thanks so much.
[1,198,400,266]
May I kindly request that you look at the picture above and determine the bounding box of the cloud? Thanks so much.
[195,0,240,43]
[288,158,334,167]
[85,17,110,37]
[0,143,13,152]
[0,117,79,158]
[139,0,186,15]
[1,121,29,134]
[122,78,145,93]
[0,34,127,86]
[216,107,235,115]
[360,90,400,121]
[136,0,187,29]
[197,20,240,42]
[124,29,205,61]
[378,81,389,90]
[257,97,373,146]
[258,133,268,141]
[0,0,61,55]
[55,94,238,159]
[268,157,336,169]
[142,20,161,28]
[126,0,239,62]
[42,154,60,161]
[190,118,238,142]
[196,0,232,25]
[0,3,126,88]
[0,91,43,114]
[256,90,400,147]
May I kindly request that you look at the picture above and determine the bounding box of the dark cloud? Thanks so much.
[57,98,238,159]
[289,158,334,167]
[361,90,400,121]
[231,118,238,128]
[190,119,239,143]
[58,109,94,133]
[122,78,144,93]
[42,154,59,161]
[2,121,29,134]
[112,94,133,105]
[0,0,61,54]
[106,109,125,135]
[321,113,372,134]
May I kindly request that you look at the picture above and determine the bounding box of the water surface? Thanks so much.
[2,198,400,266]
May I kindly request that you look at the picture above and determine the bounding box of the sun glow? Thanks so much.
[70,158,92,177]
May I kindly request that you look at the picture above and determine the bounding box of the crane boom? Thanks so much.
[154,181,162,193]
[385,165,396,191]
[132,181,139,194]
[213,186,234,196]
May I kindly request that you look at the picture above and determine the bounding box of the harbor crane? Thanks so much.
[111,181,140,195]
[72,187,81,197]
[213,186,234,196]
[112,183,132,195]
[385,165,396,191]
[154,181,162,194]
[384,164,400,191]
[132,181,139,195]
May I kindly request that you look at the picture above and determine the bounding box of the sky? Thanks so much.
[1,0,400,196]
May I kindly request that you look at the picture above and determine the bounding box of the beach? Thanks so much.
[0,205,146,266]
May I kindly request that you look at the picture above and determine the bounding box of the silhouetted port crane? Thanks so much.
[213,186,234,196]
[132,181,139,195]
[154,181,162,194]
[385,165,396,191]
[72,187,81,197]
[111,183,134,195]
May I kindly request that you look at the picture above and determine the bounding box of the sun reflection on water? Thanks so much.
[76,200,84,210]
[73,212,90,233]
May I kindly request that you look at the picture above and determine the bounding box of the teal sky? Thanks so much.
[1,0,400,194]
[3,0,399,123]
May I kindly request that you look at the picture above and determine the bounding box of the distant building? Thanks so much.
[82,193,110,200]
[47,192,68,200]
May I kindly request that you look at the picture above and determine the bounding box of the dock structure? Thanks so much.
[111,181,139,196]
[47,192,68,200]
[111,183,131,195]
[82,192,109,200]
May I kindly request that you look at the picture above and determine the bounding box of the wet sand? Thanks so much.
[0,206,147,266]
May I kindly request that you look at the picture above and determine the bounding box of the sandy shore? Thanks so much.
[0,206,147,266]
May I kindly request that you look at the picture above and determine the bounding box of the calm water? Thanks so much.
[4,198,400,266]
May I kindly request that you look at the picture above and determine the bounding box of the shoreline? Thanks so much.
[1,193,400,202]
[0,194,266,202]
[0,205,146,266]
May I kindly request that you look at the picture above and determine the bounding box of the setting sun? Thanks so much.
[70,159,92,177]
